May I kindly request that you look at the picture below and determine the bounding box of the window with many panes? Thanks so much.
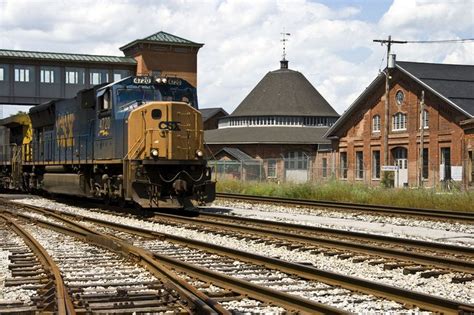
[267,160,277,178]
[356,151,364,179]
[392,112,407,131]
[372,115,381,132]
[40,69,54,83]
[372,150,380,179]
[284,151,308,170]
[14,68,30,82]
[340,152,348,179]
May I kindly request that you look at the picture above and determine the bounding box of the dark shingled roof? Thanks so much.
[325,61,474,138]
[397,61,474,117]
[120,31,203,51]
[205,127,330,144]
[214,147,256,161]
[230,68,339,117]
[200,108,229,122]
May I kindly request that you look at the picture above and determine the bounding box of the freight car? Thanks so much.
[0,76,215,209]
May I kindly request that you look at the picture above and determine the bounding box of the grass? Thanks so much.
[216,179,474,212]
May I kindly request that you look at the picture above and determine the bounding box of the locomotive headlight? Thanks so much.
[195,149,204,158]
[162,78,167,84]
[155,78,162,83]
[151,148,159,157]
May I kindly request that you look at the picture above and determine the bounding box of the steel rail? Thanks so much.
[215,193,474,222]
[0,212,76,315]
[19,203,474,314]
[152,212,474,273]
[13,205,346,314]
[1,209,222,315]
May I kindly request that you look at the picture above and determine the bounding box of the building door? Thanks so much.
[393,147,408,187]
[284,151,309,183]
[440,147,451,180]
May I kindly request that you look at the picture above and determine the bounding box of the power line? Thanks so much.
[405,38,474,44]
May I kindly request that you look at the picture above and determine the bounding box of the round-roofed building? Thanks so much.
[205,60,339,182]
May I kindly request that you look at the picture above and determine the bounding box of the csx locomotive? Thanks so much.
[0,76,215,208]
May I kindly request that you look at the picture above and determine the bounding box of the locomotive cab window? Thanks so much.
[98,89,112,112]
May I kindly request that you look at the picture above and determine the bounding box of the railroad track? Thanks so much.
[216,192,474,222]
[7,199,474,314]
[154,211,474,274]
[0,210,222,314]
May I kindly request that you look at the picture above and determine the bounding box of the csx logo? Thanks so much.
[159,121,181,131]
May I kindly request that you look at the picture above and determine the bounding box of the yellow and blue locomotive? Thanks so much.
[0,76,215,208]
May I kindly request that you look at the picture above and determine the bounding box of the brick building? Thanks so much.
[325,60,474,188]
[0,31,203,106]
[205,59,339,182]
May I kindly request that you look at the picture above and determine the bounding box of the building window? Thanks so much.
[66,71,79,84]
[372,115,381,132]
[422,110,429,129]
[90,72,102,85]
[14,68,30,82]
[285,151,308,170]
[322,158,328,177]
[441,147,451,180]
[0,68,4,81]
[356,151,364,179]
[113,73,122,82]
[40,69,54,83]
[340,152,348,179]
[267,160,277,178]
[422,148,429,180]
[395,90,404,105]
[372,150,380,179]
[392,112,407,131]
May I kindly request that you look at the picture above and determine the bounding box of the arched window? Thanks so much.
[392,112,407,131]
[372,115,381,132]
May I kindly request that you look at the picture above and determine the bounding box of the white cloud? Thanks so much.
[0,0,472,115]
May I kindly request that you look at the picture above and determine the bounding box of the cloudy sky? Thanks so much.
[0,0,473,116]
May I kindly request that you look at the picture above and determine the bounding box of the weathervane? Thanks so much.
[280,31,291,61]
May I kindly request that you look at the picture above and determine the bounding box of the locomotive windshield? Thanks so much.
[116,86,162,107]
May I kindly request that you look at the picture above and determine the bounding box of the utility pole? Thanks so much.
[373,36,407,168]
[419,90,425,187]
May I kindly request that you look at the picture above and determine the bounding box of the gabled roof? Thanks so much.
[396,61,474,117]
[120,31,203,51]
[214,147,256,161]
[230,66,339,117]
[0,49,136,65]
[200,107,229,122]
[325,61,474,138]
[205,126,331,144]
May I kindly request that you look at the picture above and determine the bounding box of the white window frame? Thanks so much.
[14,68,30,82]
[372,115,381,132]
[90,72,101,85]
[40,69,54,83]
[66,71,79,84]
[422,110,429,129]
[0,68,4,81]
[340,152,348,179]
[392,112,407,131]
[267,159,277,178]
[113,73,122,82]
